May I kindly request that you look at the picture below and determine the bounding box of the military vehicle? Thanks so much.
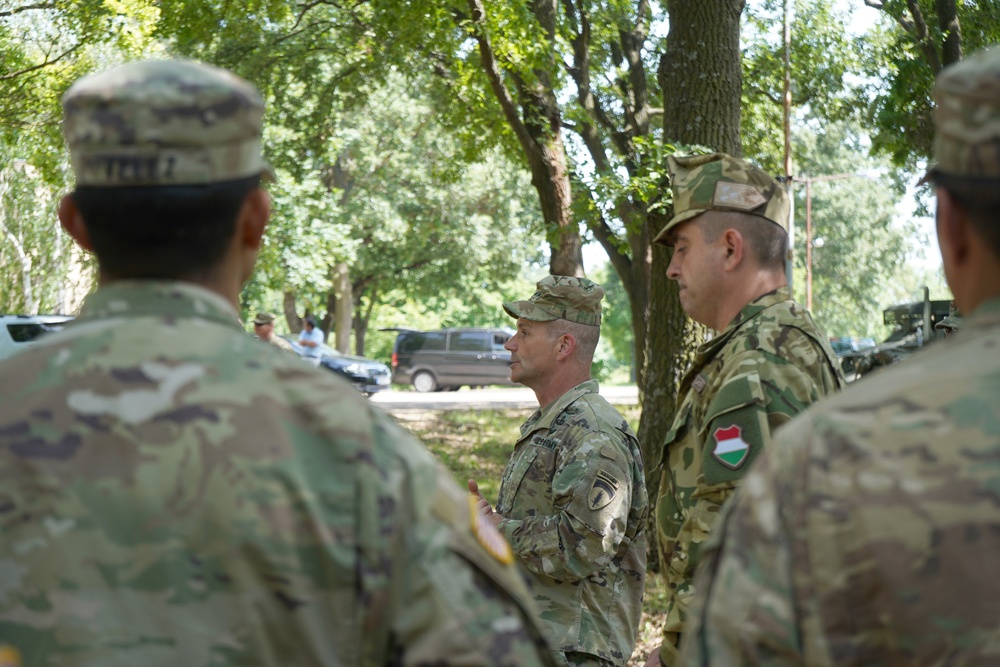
[840,290,952,381]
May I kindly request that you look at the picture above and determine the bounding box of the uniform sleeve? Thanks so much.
[368,414,559,667]
[659,339,836,664]
[497,429,635,583]
[679,425,806,666]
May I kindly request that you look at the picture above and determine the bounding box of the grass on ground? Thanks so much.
[393,405,662,666]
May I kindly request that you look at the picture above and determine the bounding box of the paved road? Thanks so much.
[370,384,639,412]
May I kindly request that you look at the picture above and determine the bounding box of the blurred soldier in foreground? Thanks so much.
[646,154,846,667]
[680,46,1000,666]
[468,276,648,666]
[0,60,557,667]
[252,311,296,352]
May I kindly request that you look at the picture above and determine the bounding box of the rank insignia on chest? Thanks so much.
[468,496,514,565]
[712,425,750,469]
[588,470,621,510]
[692,374,707,394]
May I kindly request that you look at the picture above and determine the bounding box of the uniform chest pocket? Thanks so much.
[659,402,692,470]
[496,446,541,514]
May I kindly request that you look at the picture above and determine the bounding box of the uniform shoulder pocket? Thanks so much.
[701,373,770,486]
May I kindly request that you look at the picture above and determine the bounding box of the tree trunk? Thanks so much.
[640,0,745,503]
[333,262,352,353]
[935,0,962,67]
[283,291,300,333]
[467,0,585,278]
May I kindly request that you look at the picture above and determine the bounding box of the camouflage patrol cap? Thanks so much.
[503,275,604,326]
[62,59,274,187]
[253,312,276,325]
[928,46,1000,181]
[653,152,789,245]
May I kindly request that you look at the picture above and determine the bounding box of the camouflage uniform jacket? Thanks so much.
[265,333,297,353]
[654,288,845,665]
[495,380,648,665]
[680,297,1000,666]
[0,281,558,667]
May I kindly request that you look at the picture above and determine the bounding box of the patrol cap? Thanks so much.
[503,275,604,326]
[927,46,1000,181]
[62,59,274,187]
[253,312,276,326]
[653,152,789,245]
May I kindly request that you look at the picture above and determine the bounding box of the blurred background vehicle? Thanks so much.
[384,327,516,392]
[280,335,391,397]
[839,291,952,381]
[0,314,74,360]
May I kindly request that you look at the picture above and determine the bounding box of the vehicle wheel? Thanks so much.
[412,371,438,393]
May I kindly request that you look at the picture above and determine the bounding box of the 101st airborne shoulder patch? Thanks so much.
[588,470,621,510]
[712,424,750,469]
[468,496,514,565]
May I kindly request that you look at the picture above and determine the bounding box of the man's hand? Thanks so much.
[644,645,663,667]
[468,479,502,528]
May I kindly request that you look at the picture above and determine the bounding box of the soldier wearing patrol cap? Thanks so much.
[252,311,296,352]
[645,153,846,667]
[679,47,1000,666]
[468,275,648,667]
[0,60,559,667]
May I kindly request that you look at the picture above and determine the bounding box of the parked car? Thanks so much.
[386,327,516,392]
[0,314,74,360]
[279,335,391,397]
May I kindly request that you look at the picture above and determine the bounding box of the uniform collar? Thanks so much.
[699,287,790,356]
[76,281,243,329]
[522,379,599,436]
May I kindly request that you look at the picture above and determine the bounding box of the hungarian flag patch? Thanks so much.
[712,425,750,469]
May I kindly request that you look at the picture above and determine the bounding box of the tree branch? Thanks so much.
[0,3,54,18]
[0,43,81,81]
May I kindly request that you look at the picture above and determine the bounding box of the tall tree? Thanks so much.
[863,0,1000,166]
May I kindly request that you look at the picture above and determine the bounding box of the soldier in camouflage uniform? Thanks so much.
[252,312,297,353]
[679,46,1000,667]
[646,154,846,667]
[0,60,559,667]
[468,276,648,667]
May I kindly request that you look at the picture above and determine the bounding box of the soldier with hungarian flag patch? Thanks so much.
[644,153,846,667]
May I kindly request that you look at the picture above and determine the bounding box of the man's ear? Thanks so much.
[554,333,576,361]
[238,187,271,251]
[721,228,744,271]
[58,194,94,252]
[936,187,972,307]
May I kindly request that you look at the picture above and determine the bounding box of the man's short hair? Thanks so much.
[73,176,260,279]
[549,319,600,361]
[698,210,788,271]
[931,172,1000,257]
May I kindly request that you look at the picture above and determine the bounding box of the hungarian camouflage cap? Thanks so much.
[503,275,604,326]
[253,312,276,325]
[928,46,1000,181]
[62,59,274,187]
[653,152,789,245]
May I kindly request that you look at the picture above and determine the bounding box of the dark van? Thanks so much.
[389,327,516,392]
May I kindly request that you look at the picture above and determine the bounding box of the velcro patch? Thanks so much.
[468,496,513,565]
[588,470,621,510]
[712,424,750,469]
[713,182,767,211]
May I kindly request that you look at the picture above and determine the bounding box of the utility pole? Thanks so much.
[783,0,795,292]
[802,173,857,310]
